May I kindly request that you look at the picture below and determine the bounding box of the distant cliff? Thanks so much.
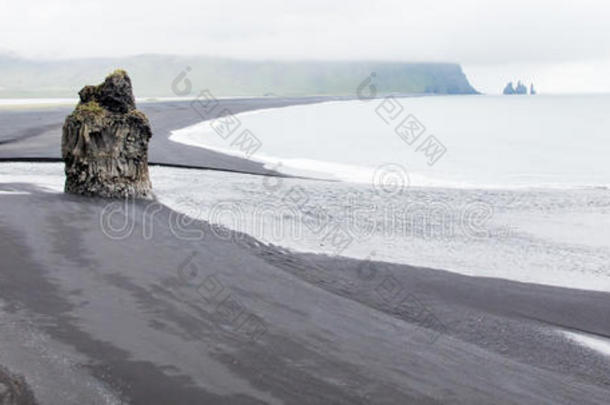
[0,54,478,98]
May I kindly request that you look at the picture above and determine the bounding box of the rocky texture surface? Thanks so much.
[0,367,37,405]
[62,70,152,198]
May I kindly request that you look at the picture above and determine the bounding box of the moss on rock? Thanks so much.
[75,100,105,115]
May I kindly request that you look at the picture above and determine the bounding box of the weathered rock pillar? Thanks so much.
[62,70,152,198]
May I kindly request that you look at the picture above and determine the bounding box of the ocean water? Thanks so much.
[1,162,609,291]
[151,167,610,292]
[170,94,610,189]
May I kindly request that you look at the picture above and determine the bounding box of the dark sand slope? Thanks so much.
[1,183,609,404]
[0,366,37,405]
[0,97,346,175]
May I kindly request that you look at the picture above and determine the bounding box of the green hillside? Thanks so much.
[0,54,478,98]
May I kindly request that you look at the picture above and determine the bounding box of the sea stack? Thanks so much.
[61,70,152,198]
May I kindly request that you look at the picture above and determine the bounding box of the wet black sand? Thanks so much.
[0,181,608,404]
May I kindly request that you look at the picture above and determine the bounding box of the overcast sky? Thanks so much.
[2,0,610,93]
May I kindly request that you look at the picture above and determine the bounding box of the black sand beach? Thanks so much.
[1,99,610,404]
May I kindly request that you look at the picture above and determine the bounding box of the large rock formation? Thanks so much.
[62,70,152,198]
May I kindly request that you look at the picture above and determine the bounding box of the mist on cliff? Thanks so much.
[1,0,610,93]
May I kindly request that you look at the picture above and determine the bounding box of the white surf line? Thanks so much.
[168,101,358,182]
[562,331,610,357]
[0,190,31,195]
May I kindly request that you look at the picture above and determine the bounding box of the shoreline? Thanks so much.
[0,96,352,177]
[0,157,303,179]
